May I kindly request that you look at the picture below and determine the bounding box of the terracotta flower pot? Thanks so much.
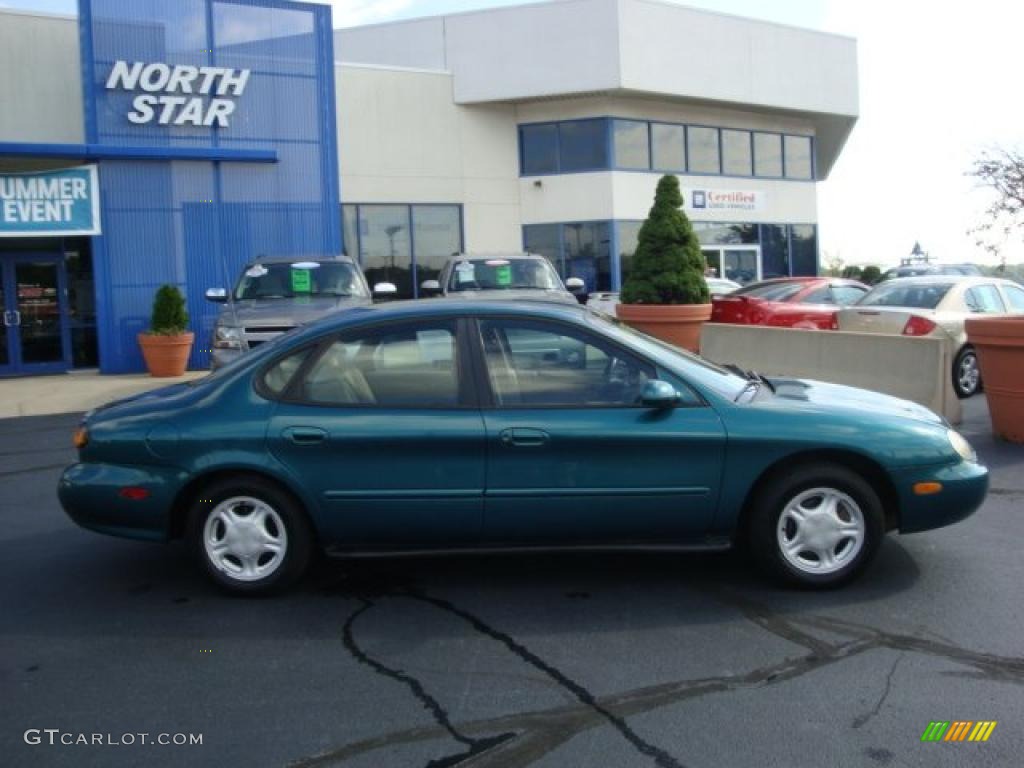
[616,303,712,352]
[138,332,195,378]
[965,316,1024,443]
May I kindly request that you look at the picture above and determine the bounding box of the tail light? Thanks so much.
[902,316,937,336]
[828,312,839,330]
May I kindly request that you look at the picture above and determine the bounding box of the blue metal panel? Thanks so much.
[0,142,277,162]
[79,0,341,373]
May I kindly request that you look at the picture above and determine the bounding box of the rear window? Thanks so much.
[857,281,953,309]
[732,281,806,302]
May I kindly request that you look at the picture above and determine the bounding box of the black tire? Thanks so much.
[187,475,314,595]
[953,346,981,399]
[746,463,885,588]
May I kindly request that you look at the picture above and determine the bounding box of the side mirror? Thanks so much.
[420,279,441,294]
[565,277,585,292]
[372,282,398,298]
[205,287,228,303]
[640,379,681,409]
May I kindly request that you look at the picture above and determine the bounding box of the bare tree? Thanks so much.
[968,146,1024,267]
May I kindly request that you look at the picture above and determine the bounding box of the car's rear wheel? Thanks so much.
[953,346,981,399]
[747,463,884,588]
[187,475,313,595]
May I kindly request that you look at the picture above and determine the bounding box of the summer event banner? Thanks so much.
[0,165,102,237]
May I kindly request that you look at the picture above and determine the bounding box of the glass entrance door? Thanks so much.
[702,246,761,286]
[0,255,71,375]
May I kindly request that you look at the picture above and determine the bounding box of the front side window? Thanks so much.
[831,285,868,305]
[734,280,806,302]
[297,321,459,407]
[1001,284,1024,311]
[479,319,653,407]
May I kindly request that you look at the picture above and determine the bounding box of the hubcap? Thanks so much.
[776,487,865,575]
[958,353,979,394]
[203,496,288,582]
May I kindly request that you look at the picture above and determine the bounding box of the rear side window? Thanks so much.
[296,321,460,407]
[964,285,1006,313]
[733,281,806,302]
[831,285,868,305]
[858,282,953,309]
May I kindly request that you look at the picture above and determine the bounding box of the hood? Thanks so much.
[769,377,946,427]
[445,289,578,304]
[217,295,371,327]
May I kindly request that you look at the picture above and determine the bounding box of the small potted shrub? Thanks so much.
[138,284,194,377]
[617,174,711,351]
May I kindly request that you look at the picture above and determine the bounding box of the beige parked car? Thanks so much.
[836,275,1024,398]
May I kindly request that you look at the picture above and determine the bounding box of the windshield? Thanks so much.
[234,261,368,300]
[732,281,807,301]
[856,281,953,309]
[588,312,748,400]
[448,258,562,292]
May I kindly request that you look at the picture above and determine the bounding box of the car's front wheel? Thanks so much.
[953,346,981,399]
[188,475,314,595]
[747,463,885,588]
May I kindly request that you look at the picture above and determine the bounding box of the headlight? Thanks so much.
[947,429,977,463]
[214,325,243,349]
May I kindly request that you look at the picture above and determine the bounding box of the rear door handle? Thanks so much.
[282,426,327,445]
[499,427,550,447]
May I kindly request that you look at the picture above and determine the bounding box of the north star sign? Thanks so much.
[105,60,251,127]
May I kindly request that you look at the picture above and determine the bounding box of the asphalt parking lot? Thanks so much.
[2,396,1023,768]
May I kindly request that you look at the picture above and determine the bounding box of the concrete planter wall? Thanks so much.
[616,304,712,352]
[965,316,1024,443]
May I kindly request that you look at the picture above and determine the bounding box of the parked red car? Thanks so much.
[711,277,869,330]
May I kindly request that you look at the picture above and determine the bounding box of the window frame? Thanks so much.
[260,316,482,410]
[468,315,666,411]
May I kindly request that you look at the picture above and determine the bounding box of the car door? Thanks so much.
[473,316,726,545]
[267,317,486,550]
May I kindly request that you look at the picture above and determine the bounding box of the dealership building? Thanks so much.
[0,0,858,375]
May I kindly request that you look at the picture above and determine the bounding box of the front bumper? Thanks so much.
[893,460,989,533]
[58,462,189,542]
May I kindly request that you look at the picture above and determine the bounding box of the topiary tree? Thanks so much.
[860,265,881,285]
[620,175,709,305]
[149,284,189,335]
[841,265,863,280]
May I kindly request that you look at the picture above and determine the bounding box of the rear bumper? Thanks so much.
[58,462,189,542]
[893,460,989,533]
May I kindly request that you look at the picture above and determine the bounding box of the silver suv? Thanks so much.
[420,253,585,304]
[205,256,390,369]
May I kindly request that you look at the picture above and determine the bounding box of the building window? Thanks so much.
[520,124,559,174]
[613,119,650,170]
[693,222,758,245]
[721,129,752,176]
[753,132,783,177]
[790,224,818,275]
[686,126,720,175]
[651,123,685,172]
[617,220,642,287]
[759,224,790,278]
[558,119,609,172]
[523,222,611,292]
[784,135,814,179]
[343,204,463,299]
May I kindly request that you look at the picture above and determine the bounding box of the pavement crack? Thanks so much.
[853,653,903,729]
[0,462,68,479]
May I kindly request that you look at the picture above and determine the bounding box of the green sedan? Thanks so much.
[59,300,988,594]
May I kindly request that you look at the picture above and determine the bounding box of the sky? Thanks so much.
[9,0,1024,267]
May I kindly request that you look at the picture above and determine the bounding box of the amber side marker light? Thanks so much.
[73,427,89,449]
[914,482,943,496]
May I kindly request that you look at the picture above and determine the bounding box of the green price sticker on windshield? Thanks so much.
[495,265,512,286]
[291,269,312,293]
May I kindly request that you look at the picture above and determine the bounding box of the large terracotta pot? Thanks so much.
[965,316,1024,443]
[138,332,194,378]
[616,303,712,352]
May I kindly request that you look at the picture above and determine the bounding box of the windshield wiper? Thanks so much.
[724,363,776,398]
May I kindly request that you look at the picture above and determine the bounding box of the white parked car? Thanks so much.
[836,276,1024,398]
[586,277,741,317]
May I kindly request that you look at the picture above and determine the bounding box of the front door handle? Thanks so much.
[281,426,327,445]
[499,427,550,447]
